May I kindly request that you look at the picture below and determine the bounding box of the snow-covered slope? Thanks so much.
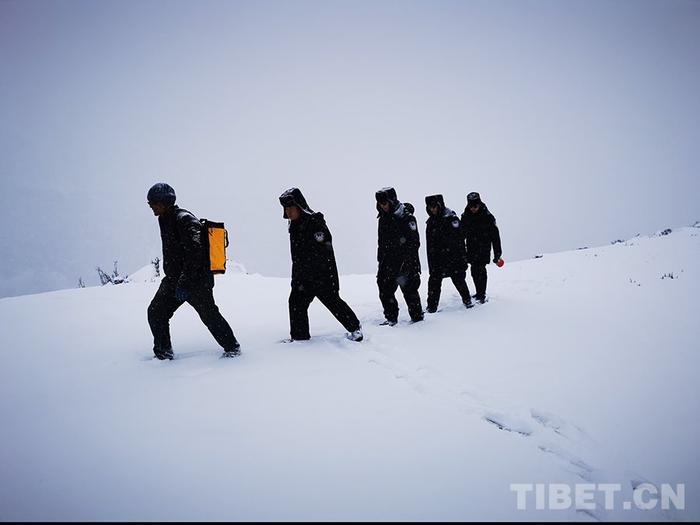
[0,226,698,521]
[117,259,249,284]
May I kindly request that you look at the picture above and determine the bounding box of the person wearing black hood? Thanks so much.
[146,183,241,360]
[375,187,424,325]
[460,192,503,303]
[279,187,363,342]
[425,194,473,312]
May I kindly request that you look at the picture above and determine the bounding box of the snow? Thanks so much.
[0,226,698,520]
[125,262,159,283]
[115,259,249,285]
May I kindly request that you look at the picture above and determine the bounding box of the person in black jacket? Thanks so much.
[279,188,363,342]
[460,192,502,303]
[376,187,424,325]
[425,194,473,312]
[146,183,240,360]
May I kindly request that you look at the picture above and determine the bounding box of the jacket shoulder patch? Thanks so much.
[314,231,325,242]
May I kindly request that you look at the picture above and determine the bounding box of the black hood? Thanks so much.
[279,187,314,218]
[425,194,445,215]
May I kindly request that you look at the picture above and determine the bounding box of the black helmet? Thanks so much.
[147,183,176,205]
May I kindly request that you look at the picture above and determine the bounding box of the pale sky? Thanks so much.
[1,0,699,298]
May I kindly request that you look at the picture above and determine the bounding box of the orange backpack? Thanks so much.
[200,219,229,274]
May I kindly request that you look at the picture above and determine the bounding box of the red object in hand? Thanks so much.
[496,258,505,268]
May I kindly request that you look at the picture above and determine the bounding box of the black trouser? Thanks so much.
[289,282,361,340]
[377,273,423,322]
[427,271,471,310]
[148,278,238,355]
[470,264,488,299]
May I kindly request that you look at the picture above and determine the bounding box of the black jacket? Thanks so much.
[460,203,502,265]
[377,201,421,277]
[426,205,468,276]
[288,212,340,291]
[158,205,212,288]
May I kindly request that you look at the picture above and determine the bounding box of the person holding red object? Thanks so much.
[460,192,503,304]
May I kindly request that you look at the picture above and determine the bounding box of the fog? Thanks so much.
[1,0,699,298]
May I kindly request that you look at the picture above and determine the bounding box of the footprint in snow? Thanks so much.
[530,408,592,442]
[483,412,534,436]
[537,442,596,480]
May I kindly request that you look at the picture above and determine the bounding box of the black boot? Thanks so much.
[154,347,174,360]
[222,342,241,358]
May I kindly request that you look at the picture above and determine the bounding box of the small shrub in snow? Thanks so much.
[96,260,129,286]
[659,228,672,236]
[96,266,112,285]
[661,273,676,280]
[151,257,161,278]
